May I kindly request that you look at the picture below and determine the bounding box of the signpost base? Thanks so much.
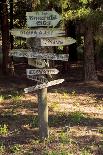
[38,87,48,140]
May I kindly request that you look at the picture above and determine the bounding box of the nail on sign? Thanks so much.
[10,28,65,38]
[26,69,59,75]
[26,10,61,27]
[24,79,64,93]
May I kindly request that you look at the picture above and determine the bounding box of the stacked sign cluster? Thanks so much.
[10,10,76,93]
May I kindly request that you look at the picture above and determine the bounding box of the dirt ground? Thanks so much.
[0,62,103,155]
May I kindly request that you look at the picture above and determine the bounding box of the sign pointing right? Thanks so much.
[41,37,76,46]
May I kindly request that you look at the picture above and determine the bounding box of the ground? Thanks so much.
[0,63,103,155]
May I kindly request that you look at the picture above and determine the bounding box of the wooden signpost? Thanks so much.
[10,9,76,140]
[9,49,69,61]
[26,10,61,27]
[10,28,65,38]
[24,79,64,93]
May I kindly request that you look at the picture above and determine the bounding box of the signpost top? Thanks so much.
[26,10,61,27]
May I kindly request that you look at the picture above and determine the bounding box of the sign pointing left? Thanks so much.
[24,79,64,93]
[10,28,65,38]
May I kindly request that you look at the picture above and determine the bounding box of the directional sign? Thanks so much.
[41,37,76,46]
[28,59,48,68]
[26,69,59,75]
[10,28,65,38]
[26,10,61,27]
[9,49,69,61]
[27,75,48,83]
[24,79,64,93]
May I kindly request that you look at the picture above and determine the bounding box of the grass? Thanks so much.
[0,142,5,153]
[9,144,21,154]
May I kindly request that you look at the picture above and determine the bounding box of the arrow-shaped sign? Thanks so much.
[27,75,48,83]
[26,69,59,75]
[26,10,61,27]
[10,28,65,38]
[41,37,76,46]
[24,79,64,93]
[9,49,69,61]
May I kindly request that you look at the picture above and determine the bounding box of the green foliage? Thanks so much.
[0,142,5,153]
[0,124,9,136]
[70,111,84,123]
[59,130,70,144]
[10,144,21,153]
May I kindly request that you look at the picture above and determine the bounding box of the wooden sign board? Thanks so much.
[28,59,48,68]
[26,68,59,75]
[41,37,76,46]
[26,10,61,27]
[27,75,48,83]
[24,79,64,93]
[10,28,65,38]
[9,49,69,61]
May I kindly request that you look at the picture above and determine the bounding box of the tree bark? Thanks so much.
[84,22,98,82]
[1,0,10,74]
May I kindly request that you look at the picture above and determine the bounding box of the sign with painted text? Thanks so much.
[9,49,69,61]
[27,75,48,83]
[10,28,65,38]
[41,37,76,46]
[28,59,49,68]
[26,68,59,75]
[26,10,61,27]
[24,79,64,93]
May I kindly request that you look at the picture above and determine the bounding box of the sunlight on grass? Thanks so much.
[0,142,5,153]
[11,95,23,103]
[0,124,9,136]
[49,102,60,111]
[9,144,21,154]
[0,95,4,103]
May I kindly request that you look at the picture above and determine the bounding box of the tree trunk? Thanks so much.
[84,22,98,82]
[1,0,10,74]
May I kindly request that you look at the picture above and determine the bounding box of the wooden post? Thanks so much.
[38,88,48,139]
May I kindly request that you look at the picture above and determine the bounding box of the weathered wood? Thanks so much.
[27,75,48,83]
[10,28,65,38]
[9,49,69,61]
[26,68,59,75]
[26,10,61,27]
[24,79,64,93]
[38,88,48,139]
[28,59,48,68]
[41,37,76,46]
